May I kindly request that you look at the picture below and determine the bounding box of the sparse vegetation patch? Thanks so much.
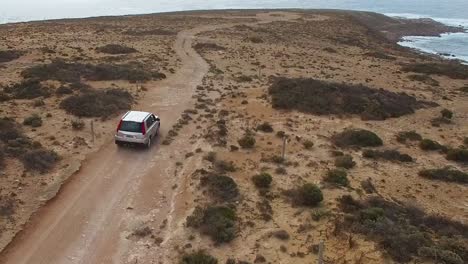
[363,149,413,162]
[419,168,468,184]
[268,77,431,120]
[187,206,236,243]
[446,148,468,163]
[339,195,468,263]
[4,79,51,99]
[0,50,23,63]
[60,88,133,117]
[200,174,239,202]
[332,129,383,148]
[96,44,137,54]
[289,183,323,207]
[396,131,422,144]
[402,62,468,79]
[180,250,218,264]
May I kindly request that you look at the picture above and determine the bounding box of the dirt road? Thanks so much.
[0,12,299,264]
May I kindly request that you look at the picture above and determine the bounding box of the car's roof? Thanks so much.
[122,111,151,122]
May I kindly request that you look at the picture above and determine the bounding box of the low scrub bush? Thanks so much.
[324,168,349,186]
[268,77,432,120]
[0,118,24,143]
[332,129,383,148]
[419,168,467,183]
[60,88,133,117]
[193,43,226,51]
[96,44,137,54]
[0,50,23,62]
[408,74,439,86]
[214,160,236,173]
[257,122,273,133]
[238,133,256,149]
[71,119,85,130]
[402,62,468,79]
[22,149,59,173]
[303,140,314,150]
[0,196,16,217]
[200,175,239,202]
[291,183,323,207]
[252,172,272,189]
[396,131,422,143]
[364,51,396,60]
[23,114,43,127]
[446,148,468,163]
[180,250,218,264]
[4,79,51,99]
[334,154,356,169]
[187,206,236,243]
[21,59,165,83]
[419,139,448,152]
[125,28,176,36]
[363,149,413,162]
[441,109,453,119]
[338,195,468,263]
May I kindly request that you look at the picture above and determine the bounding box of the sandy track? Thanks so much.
[0,12,299,264]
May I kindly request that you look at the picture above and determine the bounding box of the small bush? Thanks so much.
[193,43,226,51]
[0,50,23,62]
[332,129,383,148]
[252,172,272,189]
[204,151,217,162]
[238,134,256,149]
[292,183,323,207]
[188,206,236,243]
[420,168,467,183]
[396,131,422,143]
[441,109,453,119]
[272,230,290,240]
[60,88,133,117]
[303,140,314,150]
[200,175,239,202]
[276,131,286,138]
[71,119,85,130]
[56,85,73,95]
[257,122,273,133]
[408,74,439,86]
[22,149,59,173]
[214,160,236,173]
[324,168,349,186]
[23,114,43,127]
[96,44,137,54]
[4,79,51,99]
[334,154,356,169]
[363,149,413,162]
[0,118,24,142]
[446,148,468,163]
[0,196,15,217]
[419,139,447,152]
[180,251,218,264]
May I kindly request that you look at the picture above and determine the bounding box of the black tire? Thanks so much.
[115,140,123,147]
[145,137,152,149]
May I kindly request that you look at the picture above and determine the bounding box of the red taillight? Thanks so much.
[116,120,123,132]
[141,122,146,135]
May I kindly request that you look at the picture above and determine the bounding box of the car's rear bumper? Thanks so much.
[115,135,148,144]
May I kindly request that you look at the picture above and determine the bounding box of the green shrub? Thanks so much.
[214,160,236,173]
[60,88,133,117]
[96,44,137,54]
[408,74,439,86]
[188,206,236,243]
[419,168,468,183]
[431,116,452,127]
[71,119,85,130]
[276,131,286,138]
[22,149,59,173]
[180,251,218,264]
[0,195,15,217]
[257,122,273,133]
[4,79,51,99]
[334,154,356,169]
[419,139,447,152]
[293,183,323,207]
[238,134,256,149]
[204,151,217,162]
[363,149,413,162]
[252,172,272,188]
[56,85,73,95]
[23,114,43,127]
[396,131,422,143]
[332,129,383,148]
[418,247,463,264]
[193,43,226,52]
[324,168,349,186]
[338,196,468,263]
[200,175,239,202]
[303,140,314,150]
[446,148,468,163]
[268,77,431,120]
[441,109,453,119]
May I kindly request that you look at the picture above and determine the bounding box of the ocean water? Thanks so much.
[1,0,467,62]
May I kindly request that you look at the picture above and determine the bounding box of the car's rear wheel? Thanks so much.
[145,137,151,149]
[115,140,123,147]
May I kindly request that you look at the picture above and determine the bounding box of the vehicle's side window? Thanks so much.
[145,118,153,128]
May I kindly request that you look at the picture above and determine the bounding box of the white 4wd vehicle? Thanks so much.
[115,111,160,148]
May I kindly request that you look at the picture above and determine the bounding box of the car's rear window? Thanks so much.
[119,121,142,133]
